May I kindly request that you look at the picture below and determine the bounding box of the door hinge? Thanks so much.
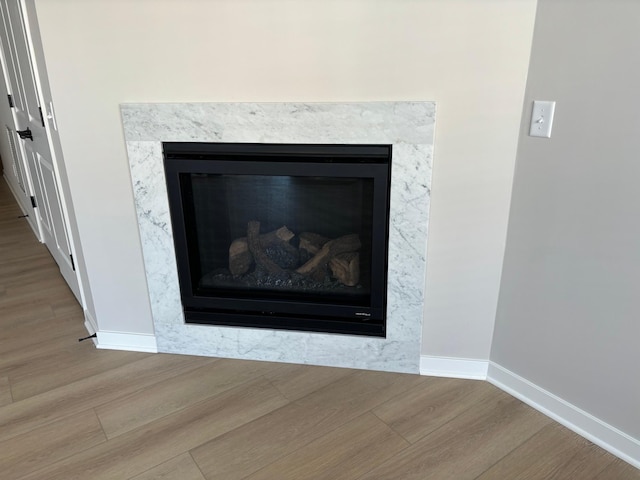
[30,195,36,208]
[70,253,76,271]
[7,94,13,108]
[38,106,45,127]
[17,128,33,141]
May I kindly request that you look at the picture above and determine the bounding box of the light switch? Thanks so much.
[529,100,556,138]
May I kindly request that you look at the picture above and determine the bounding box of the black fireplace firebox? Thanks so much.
[163,142,392,336]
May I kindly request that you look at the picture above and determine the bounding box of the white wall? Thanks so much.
[33,0,536,359]
[493,0,640,443]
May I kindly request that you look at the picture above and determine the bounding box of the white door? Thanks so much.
[0,0,37,231]
[0,0,80,300]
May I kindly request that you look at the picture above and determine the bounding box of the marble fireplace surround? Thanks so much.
[122,102,434,373]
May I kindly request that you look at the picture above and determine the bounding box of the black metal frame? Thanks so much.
[163,142,392,337]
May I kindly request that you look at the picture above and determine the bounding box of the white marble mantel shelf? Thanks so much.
[122,101,435,373]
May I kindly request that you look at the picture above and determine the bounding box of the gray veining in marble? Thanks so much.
[122,102,435,373]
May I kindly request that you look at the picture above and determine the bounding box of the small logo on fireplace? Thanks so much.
[355,312,372,317]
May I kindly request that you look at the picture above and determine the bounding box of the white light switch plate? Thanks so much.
[529,100,556,138]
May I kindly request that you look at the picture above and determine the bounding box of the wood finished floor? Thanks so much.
[1,176,639,479]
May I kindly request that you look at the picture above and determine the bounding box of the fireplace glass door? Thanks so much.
[163,142,391,336]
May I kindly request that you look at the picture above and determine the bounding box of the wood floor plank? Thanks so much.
[20,377,289,480]
[0,299,55,327]
[191,400,348,480]
[0,254,56,282]
[544,442,619,480]
[8,341,148,400]
[96,358,283,439]
[128,453,206,480]
[244,412,409,480]
[294,369,428,412]
[0,238,47,259]
[0,326,88,374]
[0,253,64,281]
[0,375,12,406]
[52,297,85,320]
[594,459,640,479]
[0,311,82,352]
[0,408,106,478]
[0,293,84,359]
[0,260,60,288]
[0,354,214,443]
[191,369,425,480]
[357,390,552,480]
[263,362,355,400]
[372,376,495,443]
[475,422,612,480]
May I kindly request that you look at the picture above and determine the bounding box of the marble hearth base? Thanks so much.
[122,102,434,373]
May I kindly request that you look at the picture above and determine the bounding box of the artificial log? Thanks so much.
[298,232,329,256]
[247,220,287,277]
[229,240,253,276]
[296,233,361,278]
[329,252,360,286]
[229,225,294,275]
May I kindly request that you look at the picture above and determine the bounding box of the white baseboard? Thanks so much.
[83,309,98,332]
[488,362,640,470]
[83,310,98,346]
[82,310,157,353]
[95,331,158,353]
[420,355,489,380]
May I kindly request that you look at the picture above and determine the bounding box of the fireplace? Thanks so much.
[164,142,392,336]
[122,101,433,373]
